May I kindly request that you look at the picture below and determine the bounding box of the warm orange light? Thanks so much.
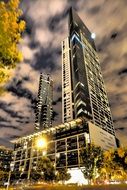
[36,138,47,149]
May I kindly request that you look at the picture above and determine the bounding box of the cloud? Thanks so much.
[0,124,22,131]
[0,138,13,149]
[110,33,118,39]
[118,68,127,75]
[53,97,62,105]
[33,47,61,71]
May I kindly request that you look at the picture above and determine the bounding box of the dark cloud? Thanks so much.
[67,0,80,11]
[17,115,28,120]
[53,97,62,105]
[56,85,62,92]
[118,68,127,75]
[109,94,121,107]
[101,56,111,69]
[33,47,61,71]
[6,78,35,102]
[22,76,30,81]
[7,83,37,113]
[0,102,22,118]
[7,85,32,99]
[116,127,124,131]
[114,116,127,122]
[16,79,22,86]
[97,29,122,52]
[48,15,63,32]
[52,111,58,120]
[20,10,35,37]
[123,116,127,120]
[31,98,37,110]
[111,32,118,39]
[29,40,40,50]
[15,120,29,124]
[47,3,81,33]
[88,6,101,15]
[48,9,68,32]
[9,135,20,140]
[0,116,9,122]
[25,121,29,124]
[98,47,102,52]
[0,124,22,131]
[0,138,13,149]
[97,36,110,52]
[0,101,31,127]
[24,59,31,64]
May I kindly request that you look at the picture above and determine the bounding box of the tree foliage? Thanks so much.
[99,149,117,181]
[80,143,103,184]
[56,167,71,184]
[0,170,8,185]
[99,147,127,183]
[0,0,25,84]
[35,156,56,182]
[115,147,127,171]
[81,143,127,184]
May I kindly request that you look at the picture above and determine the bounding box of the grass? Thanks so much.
[1,183,127,190]
[16,184,127,190]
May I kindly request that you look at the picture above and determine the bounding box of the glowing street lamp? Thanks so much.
[36,137,47,149]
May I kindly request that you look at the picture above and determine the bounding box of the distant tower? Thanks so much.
[62,8,115,136]
[35,73,53,130]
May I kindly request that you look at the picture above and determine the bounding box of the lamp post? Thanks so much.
[27,139,33,180]
[6,161,14,190]
[6,171,11,190]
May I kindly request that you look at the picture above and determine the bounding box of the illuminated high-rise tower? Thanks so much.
[35,73,53,130]
[62,8,115,136]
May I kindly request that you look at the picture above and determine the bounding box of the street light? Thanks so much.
[6,171,11,190]
[6,162,14,190]
[36,137,47,149]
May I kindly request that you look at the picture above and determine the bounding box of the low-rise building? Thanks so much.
[11,118,116,180]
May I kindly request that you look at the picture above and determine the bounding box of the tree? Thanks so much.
[99,147,127,183]
[0,170,8,186]
[99,149,116,182]
[0,0,25,85]
[80,143,103,184]
[30,170,42,181]
[35,156,56,182]
[56,167,71,184]
[115,147,127,172]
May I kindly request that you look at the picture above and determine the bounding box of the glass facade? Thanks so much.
[62,8,115,136]
[11,118,89,179]
[0,147,12,172]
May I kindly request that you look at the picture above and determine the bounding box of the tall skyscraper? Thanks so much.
[62,8,115,136]
[35,73,53,130]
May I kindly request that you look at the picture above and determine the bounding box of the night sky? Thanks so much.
[0,0,127,147]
